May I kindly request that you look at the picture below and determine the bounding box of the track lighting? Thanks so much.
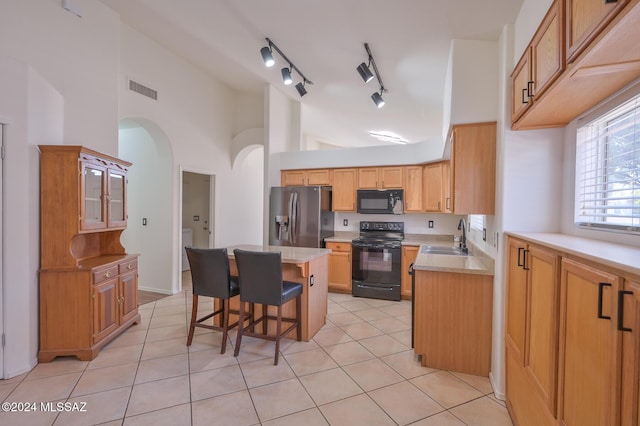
[260,38,313,97]
[358,43,388,108]
[372,90,385,108]
[357,62,374,83]
[281,66,292,85]
[260,46,274,67]
[295,80,307,97]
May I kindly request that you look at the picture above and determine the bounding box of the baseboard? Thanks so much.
[138,286,173,295]
[490,371,506,401]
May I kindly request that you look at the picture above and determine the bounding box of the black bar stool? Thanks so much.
[185,247,243,354]
[233,249,303,365]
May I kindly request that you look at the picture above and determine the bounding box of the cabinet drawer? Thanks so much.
[93,266,118,284]
[119,258,138,274]
[326,242,351,253]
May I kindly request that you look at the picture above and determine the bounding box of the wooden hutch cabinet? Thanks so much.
[38,145,140,363]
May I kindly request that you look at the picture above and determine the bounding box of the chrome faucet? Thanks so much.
[457,218,468,253]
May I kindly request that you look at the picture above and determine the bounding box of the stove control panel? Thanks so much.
[359,221,404,232]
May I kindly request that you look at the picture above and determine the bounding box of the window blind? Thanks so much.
[469,214,484,231]
[575,93,640,233]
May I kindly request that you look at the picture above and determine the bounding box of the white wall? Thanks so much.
[0,0,267,376]
[0,0,120,378]
[448,40,500,126]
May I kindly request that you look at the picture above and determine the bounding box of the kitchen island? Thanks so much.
[226,245,330,342]
[412,243,494,376]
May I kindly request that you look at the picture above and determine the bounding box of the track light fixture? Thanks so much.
[260,46,275,67]
[295,80,307,97]
[357,62,374,83]
[260,38,313,97]
[281,66,293,85]
[372,90,385,108]
[358,43,388,108]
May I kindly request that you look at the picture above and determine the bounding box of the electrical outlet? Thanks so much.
[343,219,348,226]
[142,218,147,226]
[428,220,434,228]
[483,228,487,241]
[310,274,314,286]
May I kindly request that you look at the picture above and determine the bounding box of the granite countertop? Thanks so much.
[227,245,331,264]
[412,249,494,275]
[507,232,640,277]
[324,232,359,243]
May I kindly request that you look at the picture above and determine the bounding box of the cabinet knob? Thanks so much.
[104,271,111,278]
[127,264,133,270]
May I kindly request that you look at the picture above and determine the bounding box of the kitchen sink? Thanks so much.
[420,245,469,256]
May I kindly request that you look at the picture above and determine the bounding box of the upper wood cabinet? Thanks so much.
[331,168,357,211]
[566,0,628,63]
[357,166,403,189]
[512,0,564,124]
[281,169,331,186]
[404,166,423,212]
[512,0,640,130]
[422,162,445,212]
[448,122,496,215]
[39,145,131,269]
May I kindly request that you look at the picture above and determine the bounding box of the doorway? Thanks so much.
[181,170,215,273]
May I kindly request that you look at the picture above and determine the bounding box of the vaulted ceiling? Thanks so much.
[101,0,523,148]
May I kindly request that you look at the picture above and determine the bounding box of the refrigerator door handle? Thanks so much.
[290,191,298,245]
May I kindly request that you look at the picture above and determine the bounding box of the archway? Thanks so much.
[118,118,175,294]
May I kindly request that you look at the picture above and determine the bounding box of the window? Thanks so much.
[575,93,640,234]
[469,214,485,231]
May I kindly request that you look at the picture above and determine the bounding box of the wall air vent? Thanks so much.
[128,80,158,101]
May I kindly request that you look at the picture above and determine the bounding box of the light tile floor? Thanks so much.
[0,273,513,425]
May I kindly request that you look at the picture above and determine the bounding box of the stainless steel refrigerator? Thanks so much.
[269,186,334,248]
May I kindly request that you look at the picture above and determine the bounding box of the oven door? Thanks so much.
[352,242,401,285]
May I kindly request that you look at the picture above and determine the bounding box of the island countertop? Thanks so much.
[227,245,331,264]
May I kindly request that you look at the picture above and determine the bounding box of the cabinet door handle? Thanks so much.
[605,0,618,3]
[521,88,529,104]
[517,247,524,267]
[527,81,535,98]
[598,282,612,320]
[437,201,441,210]
[445,198,450,210]
[522,249,530,271]
[617,290,633,332]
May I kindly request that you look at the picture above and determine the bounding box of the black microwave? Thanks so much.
[357,189,404,215]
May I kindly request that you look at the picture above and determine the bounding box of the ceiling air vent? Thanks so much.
[128,80,158,101]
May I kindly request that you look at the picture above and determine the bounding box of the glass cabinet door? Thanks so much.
[108,170,127,228]
[81,164,107,230]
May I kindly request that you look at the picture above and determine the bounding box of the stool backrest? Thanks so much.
[185,247,233,299]
[233,249,283,306]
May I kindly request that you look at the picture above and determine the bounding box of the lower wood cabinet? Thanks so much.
[39,255,140,362]
[400,245,419,299]
[414,269,493,376]
[505,238,560,424]
[326,242,352,293]
[558,258,624,426]
[505,236,640,426]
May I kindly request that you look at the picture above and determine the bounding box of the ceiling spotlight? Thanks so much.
[295,81,307,97]
[357,62,374,83]
[372,90,385,108]
[260,46,275,67]
[281,66,292,85]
